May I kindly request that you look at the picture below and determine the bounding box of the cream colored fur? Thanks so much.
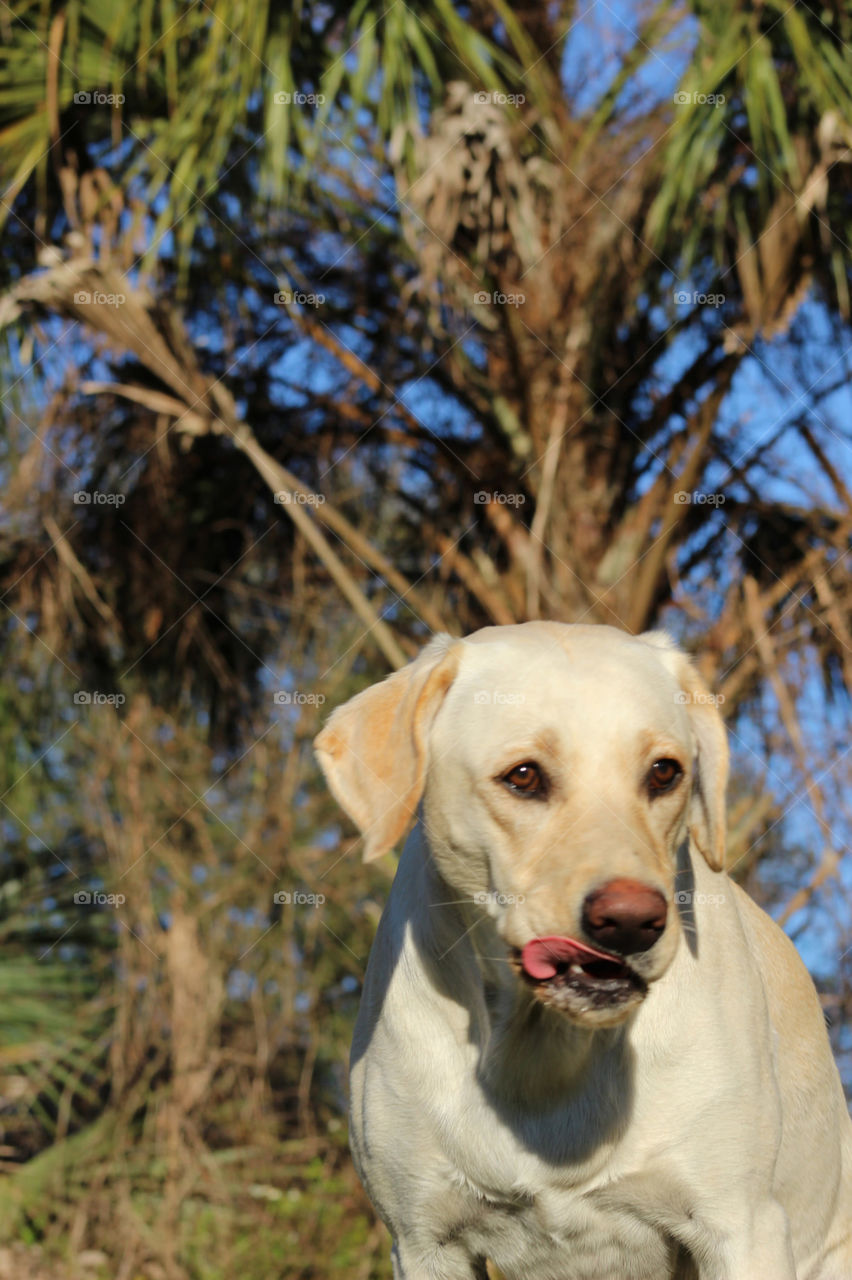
[315,622,852,1280]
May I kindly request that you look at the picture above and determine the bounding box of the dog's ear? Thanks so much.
[314,635,461,862]
[639,631,729,871]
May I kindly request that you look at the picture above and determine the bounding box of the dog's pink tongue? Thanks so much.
[521,935,614,980]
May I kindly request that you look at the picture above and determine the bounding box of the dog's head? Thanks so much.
[315,622,728,1027]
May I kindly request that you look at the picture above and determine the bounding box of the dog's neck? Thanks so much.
[404,828,632,1109]
[476,972,630,1110]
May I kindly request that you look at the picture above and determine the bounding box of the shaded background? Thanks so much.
[1,0,852,1276]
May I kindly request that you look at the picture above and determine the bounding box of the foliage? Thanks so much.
[0,0,852,1275]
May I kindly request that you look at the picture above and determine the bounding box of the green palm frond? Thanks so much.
[0,0,538,265]
[649,0,852,315]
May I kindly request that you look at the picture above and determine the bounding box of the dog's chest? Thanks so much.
[429,1074,681,1279]
[451,1179,677,1280]
[396,1018,675,1269]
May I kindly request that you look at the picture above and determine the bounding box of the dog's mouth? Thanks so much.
[513,935,647,1013]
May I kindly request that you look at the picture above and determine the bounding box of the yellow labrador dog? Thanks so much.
[315,622,852,1280]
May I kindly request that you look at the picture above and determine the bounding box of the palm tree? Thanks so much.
[2,1,852,1275]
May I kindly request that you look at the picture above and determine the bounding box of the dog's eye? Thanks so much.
[648,758,683,794]
[501,762,546,797]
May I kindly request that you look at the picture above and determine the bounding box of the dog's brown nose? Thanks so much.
[582,878,668,954]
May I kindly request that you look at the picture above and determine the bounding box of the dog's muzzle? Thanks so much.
[514,935,648,1013]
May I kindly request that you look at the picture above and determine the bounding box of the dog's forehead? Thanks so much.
[458,623,676,689]
[441,623,691,744]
